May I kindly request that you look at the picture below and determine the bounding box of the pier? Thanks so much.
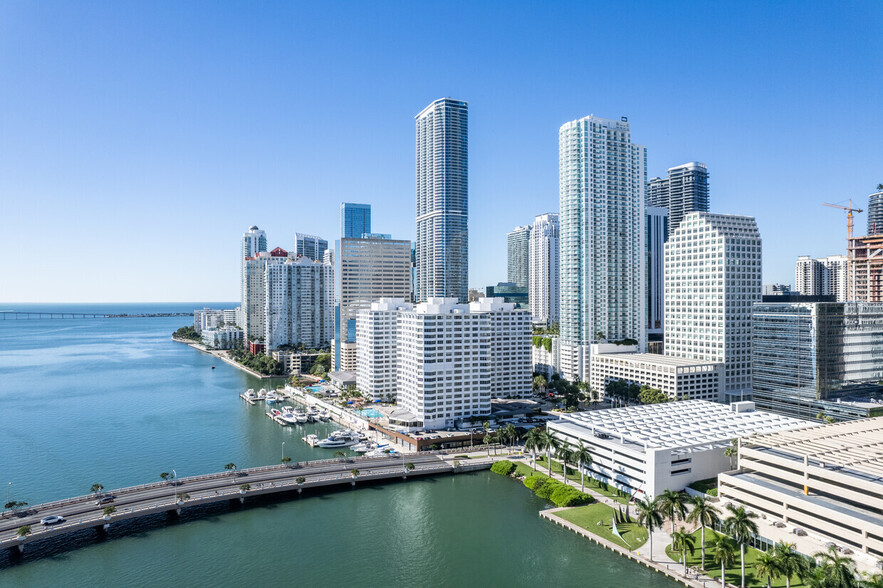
[0,311,192,320]
[0,454,497,552]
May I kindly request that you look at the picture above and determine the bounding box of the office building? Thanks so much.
[357,297,531,428]
[752,301,883,420]
[647,162,709,232]
[867,189,883,235]
[529,213,559,326]
[559,115,646,382]
[240,226,267,324]
[665,212,761,402]
[795,255,848,302]
[264,257,334,350]
[415,98,469,303]
[242,248,289,341]
[763,284,791,296]
[485,282,528,308]
[294,233,328,262]
[646,206,668,336]
[848,234,883,302]
[333,236,411,371]
[548,400,811,500]
[590,353,723,403]
[507,225,531,289]
[719,419,883,564]
[341,203,371,239]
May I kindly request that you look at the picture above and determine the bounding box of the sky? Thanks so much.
[1,1,881,303]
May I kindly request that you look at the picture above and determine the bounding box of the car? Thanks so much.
[40,515,65,525]
[95,495,115,505]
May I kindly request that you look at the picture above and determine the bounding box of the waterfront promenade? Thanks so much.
[1,453,495,552]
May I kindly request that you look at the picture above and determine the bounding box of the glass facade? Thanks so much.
[340,203,371,239]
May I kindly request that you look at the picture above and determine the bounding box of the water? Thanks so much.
[0,304,678,587]
[357,408,384,418]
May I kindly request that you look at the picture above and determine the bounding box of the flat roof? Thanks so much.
[744,418,883,480]
[553,400,815,452]
[593,353,722,368]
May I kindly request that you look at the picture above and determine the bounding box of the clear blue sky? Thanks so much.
[1,1,880,302]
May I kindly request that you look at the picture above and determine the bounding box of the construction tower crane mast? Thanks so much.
[823,199,863,241]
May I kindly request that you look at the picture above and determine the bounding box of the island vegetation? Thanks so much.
[173,326,201,341]
[228,348,285,375]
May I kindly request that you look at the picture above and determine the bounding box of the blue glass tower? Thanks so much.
[340,203,371,239]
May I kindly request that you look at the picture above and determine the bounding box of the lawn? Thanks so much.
[532,456,630,504]
[664,529,807,588]
[557,503,648,551]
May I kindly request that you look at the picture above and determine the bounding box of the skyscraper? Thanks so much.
[340,203,371,239]
[294,233,328,262]
[558,115,646,382]
[240,225,267,326]
[416,98,468,303]
[529,213,559,326]
[264,257,334,350]
[507,225,531,289]
[646,206,668,336]
[794,255,848,302]
[647,162,709,233]
[868,189,883,235]
[665,212,761,402]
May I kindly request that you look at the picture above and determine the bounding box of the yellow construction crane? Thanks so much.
[823,199,863,241]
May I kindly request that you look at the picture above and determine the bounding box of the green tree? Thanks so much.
[502,423,518,451]
[686,495,720,570]
[537,429,561,478]
[725,438,739,469]
[350,468,360,479]
[635,497,663,561]
[176,492,190,502]
[16,525,31,538]
[90,483,104,495]
[723,503,760,588]
[225,463,237,478]
[657,489,688,534]
[102,505,116,517]
[755,550,783,588]
[405,462,415,473]
[334,450,347,461]
[533,374,547,394]
[571,440,592,492]
[239,484,251,492]
[710,535,739,588]
[671,526,697,577]
[295,476,306,484]
[812,545,859,588]
[160,472,171,484]
[281,456,292,466]
[772,542,808,588]
[523,428,543,471]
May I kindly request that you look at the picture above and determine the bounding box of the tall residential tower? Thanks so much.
[507,225,531,289]
[558,115,646,381]
[647,162,709,233]
[415,98,468,303]
[529,213,559,326]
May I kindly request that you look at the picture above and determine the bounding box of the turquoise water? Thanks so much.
[0,304,678,587]
[357,408,384,418]
[306,385,323,392]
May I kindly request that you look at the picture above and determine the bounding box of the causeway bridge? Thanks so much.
[0,311,193,320]
[0,453,496,552]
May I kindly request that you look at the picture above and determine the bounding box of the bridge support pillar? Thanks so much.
[16,543,24,553]
[239,497,245,504]
[103,523,110,532]
[176,508,182,516]
[350,480,356,487]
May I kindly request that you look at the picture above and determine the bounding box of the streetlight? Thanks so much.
[6,482,10,506]
[172,469,177,503]
[281,441,285,462]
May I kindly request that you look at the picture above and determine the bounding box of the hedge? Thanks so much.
[524,474,547,491]
[550,485,594,507]
[491,460,517,476]
[535,478,562,499]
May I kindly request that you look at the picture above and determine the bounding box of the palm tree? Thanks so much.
[102,505,116,517]
[239,484,251,492]
[755,550,783,588]
[710,535,739,588]
[333,450,347,461]
[160,472,171,484]
[404,462,415,474]
[671,526,697,577]
[723,503,759,588]
[350,468,360,479]
[176,492,190,503]
[523,428,543,471]
[860,569,883,588]
[90,483,104,495]
[483,434,493,456]
[572,441,592,492]
[482,420,491,435]
[557,445,574,485]
[295,476,306,485]
[224,463,237,479]
[538,429,561,478]
[724,438,739,469]
[772,542,808,588]
[16,525,31,538]
[687,495,720,570]
[502,423,517,452]
[635,496,663,561]
[281,456,292,466]
[657,489,688,534]
[813,545,859,588]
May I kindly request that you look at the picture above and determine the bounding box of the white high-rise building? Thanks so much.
[242,248,288,341]
[356,297,531,428]
[664,212,762,402]
[507,225,531,289]
[240,226,267,325]
[264,257,334,350]
[558,115,646,382]
[529,213,559,325]
[416,98,469,303]
[794,255,848,301]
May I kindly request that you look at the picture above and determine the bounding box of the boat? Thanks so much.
[271,408,282,417]
[294,407,308,423]
[316,430,361,448]
[257,388,267,400]
[281,407,299,424]
[211,366,215,369]
[266,392,279,404]
[318,410,331,421]
[351,441,376,453]
[244,389,257,401]
[303,434,319,447]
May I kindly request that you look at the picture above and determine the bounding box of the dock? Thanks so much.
[239,394,255,405]
[265,411,288,426]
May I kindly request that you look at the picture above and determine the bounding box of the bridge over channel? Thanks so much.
[0,311,193,320]
[0,453,501,552]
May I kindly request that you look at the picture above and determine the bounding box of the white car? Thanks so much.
[40,515,65,525]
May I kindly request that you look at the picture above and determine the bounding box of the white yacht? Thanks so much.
[281,407,299,425]
[257,388,267,400]
[318,410,331,421]
[266,392,280,404]
[316,431,360,448]
[244,389,257,401]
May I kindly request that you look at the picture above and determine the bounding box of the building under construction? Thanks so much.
[848,234,883,302]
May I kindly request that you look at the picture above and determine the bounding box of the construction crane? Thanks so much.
[823,199,863,241]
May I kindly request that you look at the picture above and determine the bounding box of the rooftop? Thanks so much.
[593,353,722,368]
[554,400,814,452]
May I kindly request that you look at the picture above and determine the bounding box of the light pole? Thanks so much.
[6,482,10,507]
[281,441,285,462]
[172,469,177,502]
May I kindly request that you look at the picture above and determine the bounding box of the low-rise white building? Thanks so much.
[591,353,723,402]
[548,400,813,499]
[532,335,560,378]
[356,297,531,429]
[202,326,244,349]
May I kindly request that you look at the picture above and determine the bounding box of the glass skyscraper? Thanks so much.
[415,98,468,303]
[507,225,531,289]
[340,203,371,239]
[647,162,709,233]
[558,115,646,382]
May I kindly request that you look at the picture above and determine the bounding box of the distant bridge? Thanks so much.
[0,453,498,552]
[0,311,193,320]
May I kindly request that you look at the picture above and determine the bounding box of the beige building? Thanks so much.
[590,353,723,402]
[719,419,883,563]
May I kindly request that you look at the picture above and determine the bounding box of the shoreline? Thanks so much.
[171,338,283,380]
